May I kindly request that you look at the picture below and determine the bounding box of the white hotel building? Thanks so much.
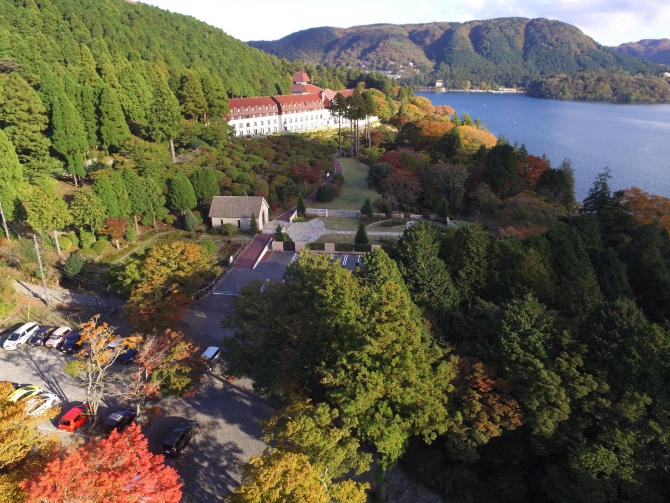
[225,72,371,137]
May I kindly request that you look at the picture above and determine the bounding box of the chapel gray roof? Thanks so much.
[208,196,267,219]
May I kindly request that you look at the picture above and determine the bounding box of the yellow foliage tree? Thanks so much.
[457,125,497,150]
[410,96,435,115]
[0,382,60,503]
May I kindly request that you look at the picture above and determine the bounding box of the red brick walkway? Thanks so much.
[235,233,274,269]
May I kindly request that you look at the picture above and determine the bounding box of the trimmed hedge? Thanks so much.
[57,236,72,251]
[307,242,325,251]
[335,243,353,252]
[92,240,112,256]
[317,184,335,202]
[164,215,175,225]
[354,244,372,253]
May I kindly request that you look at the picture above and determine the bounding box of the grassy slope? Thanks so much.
[315,158,380,211]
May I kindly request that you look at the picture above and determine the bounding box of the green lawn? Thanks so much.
[314,158,380,211]
[318,217,359,231]
[315,234,354,244]
[366,221,407,232]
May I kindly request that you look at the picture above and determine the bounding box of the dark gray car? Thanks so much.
[162,421,199,456]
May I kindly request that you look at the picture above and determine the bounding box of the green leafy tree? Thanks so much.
[70,189,106,233]
[360,198,373,218]
[250,213,259,234]
[148,73,182,163]
[190,168,219,203]
[168,175,196,213]
[429,126,463,162]
[393,221,459,314]
[184,209,198,231]
[0,72,53,178]
[93,175,120,218]
[178,70,207,120]
[25,185,72,232]
[297,194,307,216]
[354,221,368,245]
[51,95,88,184]
[98,85,130,150]
[365,162,393,202]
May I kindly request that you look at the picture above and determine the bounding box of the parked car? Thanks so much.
[26,392,61,417]
[201,346,221,373]
[119,347,137,364]
[45,326,72,349]
[3,322,39,350]
[102,409,137,435]
[8,385,43,403]
[28,326,57,347]
[58,403,90,432]
[162,421,199,456]
[60,331,83,354]
[107,337,124,350]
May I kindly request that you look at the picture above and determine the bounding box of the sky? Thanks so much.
[143,0,669,46]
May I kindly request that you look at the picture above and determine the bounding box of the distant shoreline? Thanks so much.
[413,88,526,95]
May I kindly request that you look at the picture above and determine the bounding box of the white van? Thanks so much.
[201,347,221,373]
[3,322,39,351]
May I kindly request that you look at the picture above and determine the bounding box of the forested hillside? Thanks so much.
[613,39,670,65]
[250,18,667,89]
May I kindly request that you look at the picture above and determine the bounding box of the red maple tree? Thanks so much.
[22,423,182,503]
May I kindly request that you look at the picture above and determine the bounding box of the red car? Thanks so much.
[58,403,90,433]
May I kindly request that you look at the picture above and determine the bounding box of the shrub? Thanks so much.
[332,173,344,185]
[380,219,406,227]
[317,184,335,202]
[335,243,352,252]
[353,243,372,252]
[200,240,217,255]
[192,210,203,224]
[78,248,98,259]
[164,215,175,225]
[381,203,391,216]
[57,236,73,251]
[125,225,136,242]
[67,231,79,248]
[79,230,96,249]
[91,240,112,255]
[221,223,237,236]
[184,210,198,231]
[307,242,325,251]
[401,203,411,212]
[63,253,84,278]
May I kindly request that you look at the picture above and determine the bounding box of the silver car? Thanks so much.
[3,322,39,351]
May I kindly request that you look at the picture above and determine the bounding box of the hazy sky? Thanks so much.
[143,0,669,46]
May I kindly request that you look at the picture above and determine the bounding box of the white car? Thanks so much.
[26,392,61,417]
[3,322,39,350]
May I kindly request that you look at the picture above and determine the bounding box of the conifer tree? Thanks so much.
[437,198,449,221]
[79,84,99,147]
[0,72,53,178]
[78,44,99,86]
[98,85,130,151]
[250,213,259,234]
[117,64,153,123]
[200,72,229,118]
[121,168,150,223]
[141,176,167,227]
[297,194,307,216]
[109,170,132,218]
[168,174,196,213]
[184,209,198,231]
[97,52,120,91]
[51,95,88,185]
[38,70,65,114]
[148,73,182,163]
[190,167,219,203]
[0,129,22,221]
[93,175,120,218]
[360,198,373,218]
[178,70,207,120]
[354,221,369,245]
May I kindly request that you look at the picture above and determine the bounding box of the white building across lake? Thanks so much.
[225,72,372,137]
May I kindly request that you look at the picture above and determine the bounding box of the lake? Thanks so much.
[415,91,670,201]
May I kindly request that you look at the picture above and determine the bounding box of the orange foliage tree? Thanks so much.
[615,187,670,232]
[399,119,454,150]
[525,155,551,185]
[22,423,182,503]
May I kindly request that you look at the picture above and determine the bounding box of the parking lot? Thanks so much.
[0,251,365,501]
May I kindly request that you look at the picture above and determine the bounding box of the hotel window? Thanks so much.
[253,122,257,126]
[246,123,250,127]
[245,107,248,111]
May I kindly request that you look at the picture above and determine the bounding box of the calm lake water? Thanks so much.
[416,91,670,201]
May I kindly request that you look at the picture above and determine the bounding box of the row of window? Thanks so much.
[232,101,322,113]
[236,121,324,136]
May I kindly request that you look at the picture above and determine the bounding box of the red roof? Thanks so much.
[292,72,310,83]
[228,97,279,113]
[291,83,324,94]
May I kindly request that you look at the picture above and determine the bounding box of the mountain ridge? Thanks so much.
[249,18,667,89]
[613,39,670,66]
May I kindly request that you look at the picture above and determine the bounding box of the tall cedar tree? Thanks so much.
[360,198,373,217]
[78,44,99,86]
[168,175,197,213]
[51,95,88,183]
[22,423,182,503]
[121,168,151,222]
[148,73,182,163]
[200,72,229,118]
[178,70,207,120]
[250,213,259,234]
[483,143,520,199]
[93,175,120,218]
[0,72,52,178]
[78,84,99,147]
[98,85,130,150]
[184,209,198,231]
[96,52,120,92]
[117,64,153,123]
[0,129,21,221]
[108,171,132,218]
[141,176,167,227]
[297,194,307,216]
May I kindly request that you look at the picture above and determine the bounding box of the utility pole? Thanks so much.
[53,230,62,259]
[33,235,50,307]
[0,200,10,241]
